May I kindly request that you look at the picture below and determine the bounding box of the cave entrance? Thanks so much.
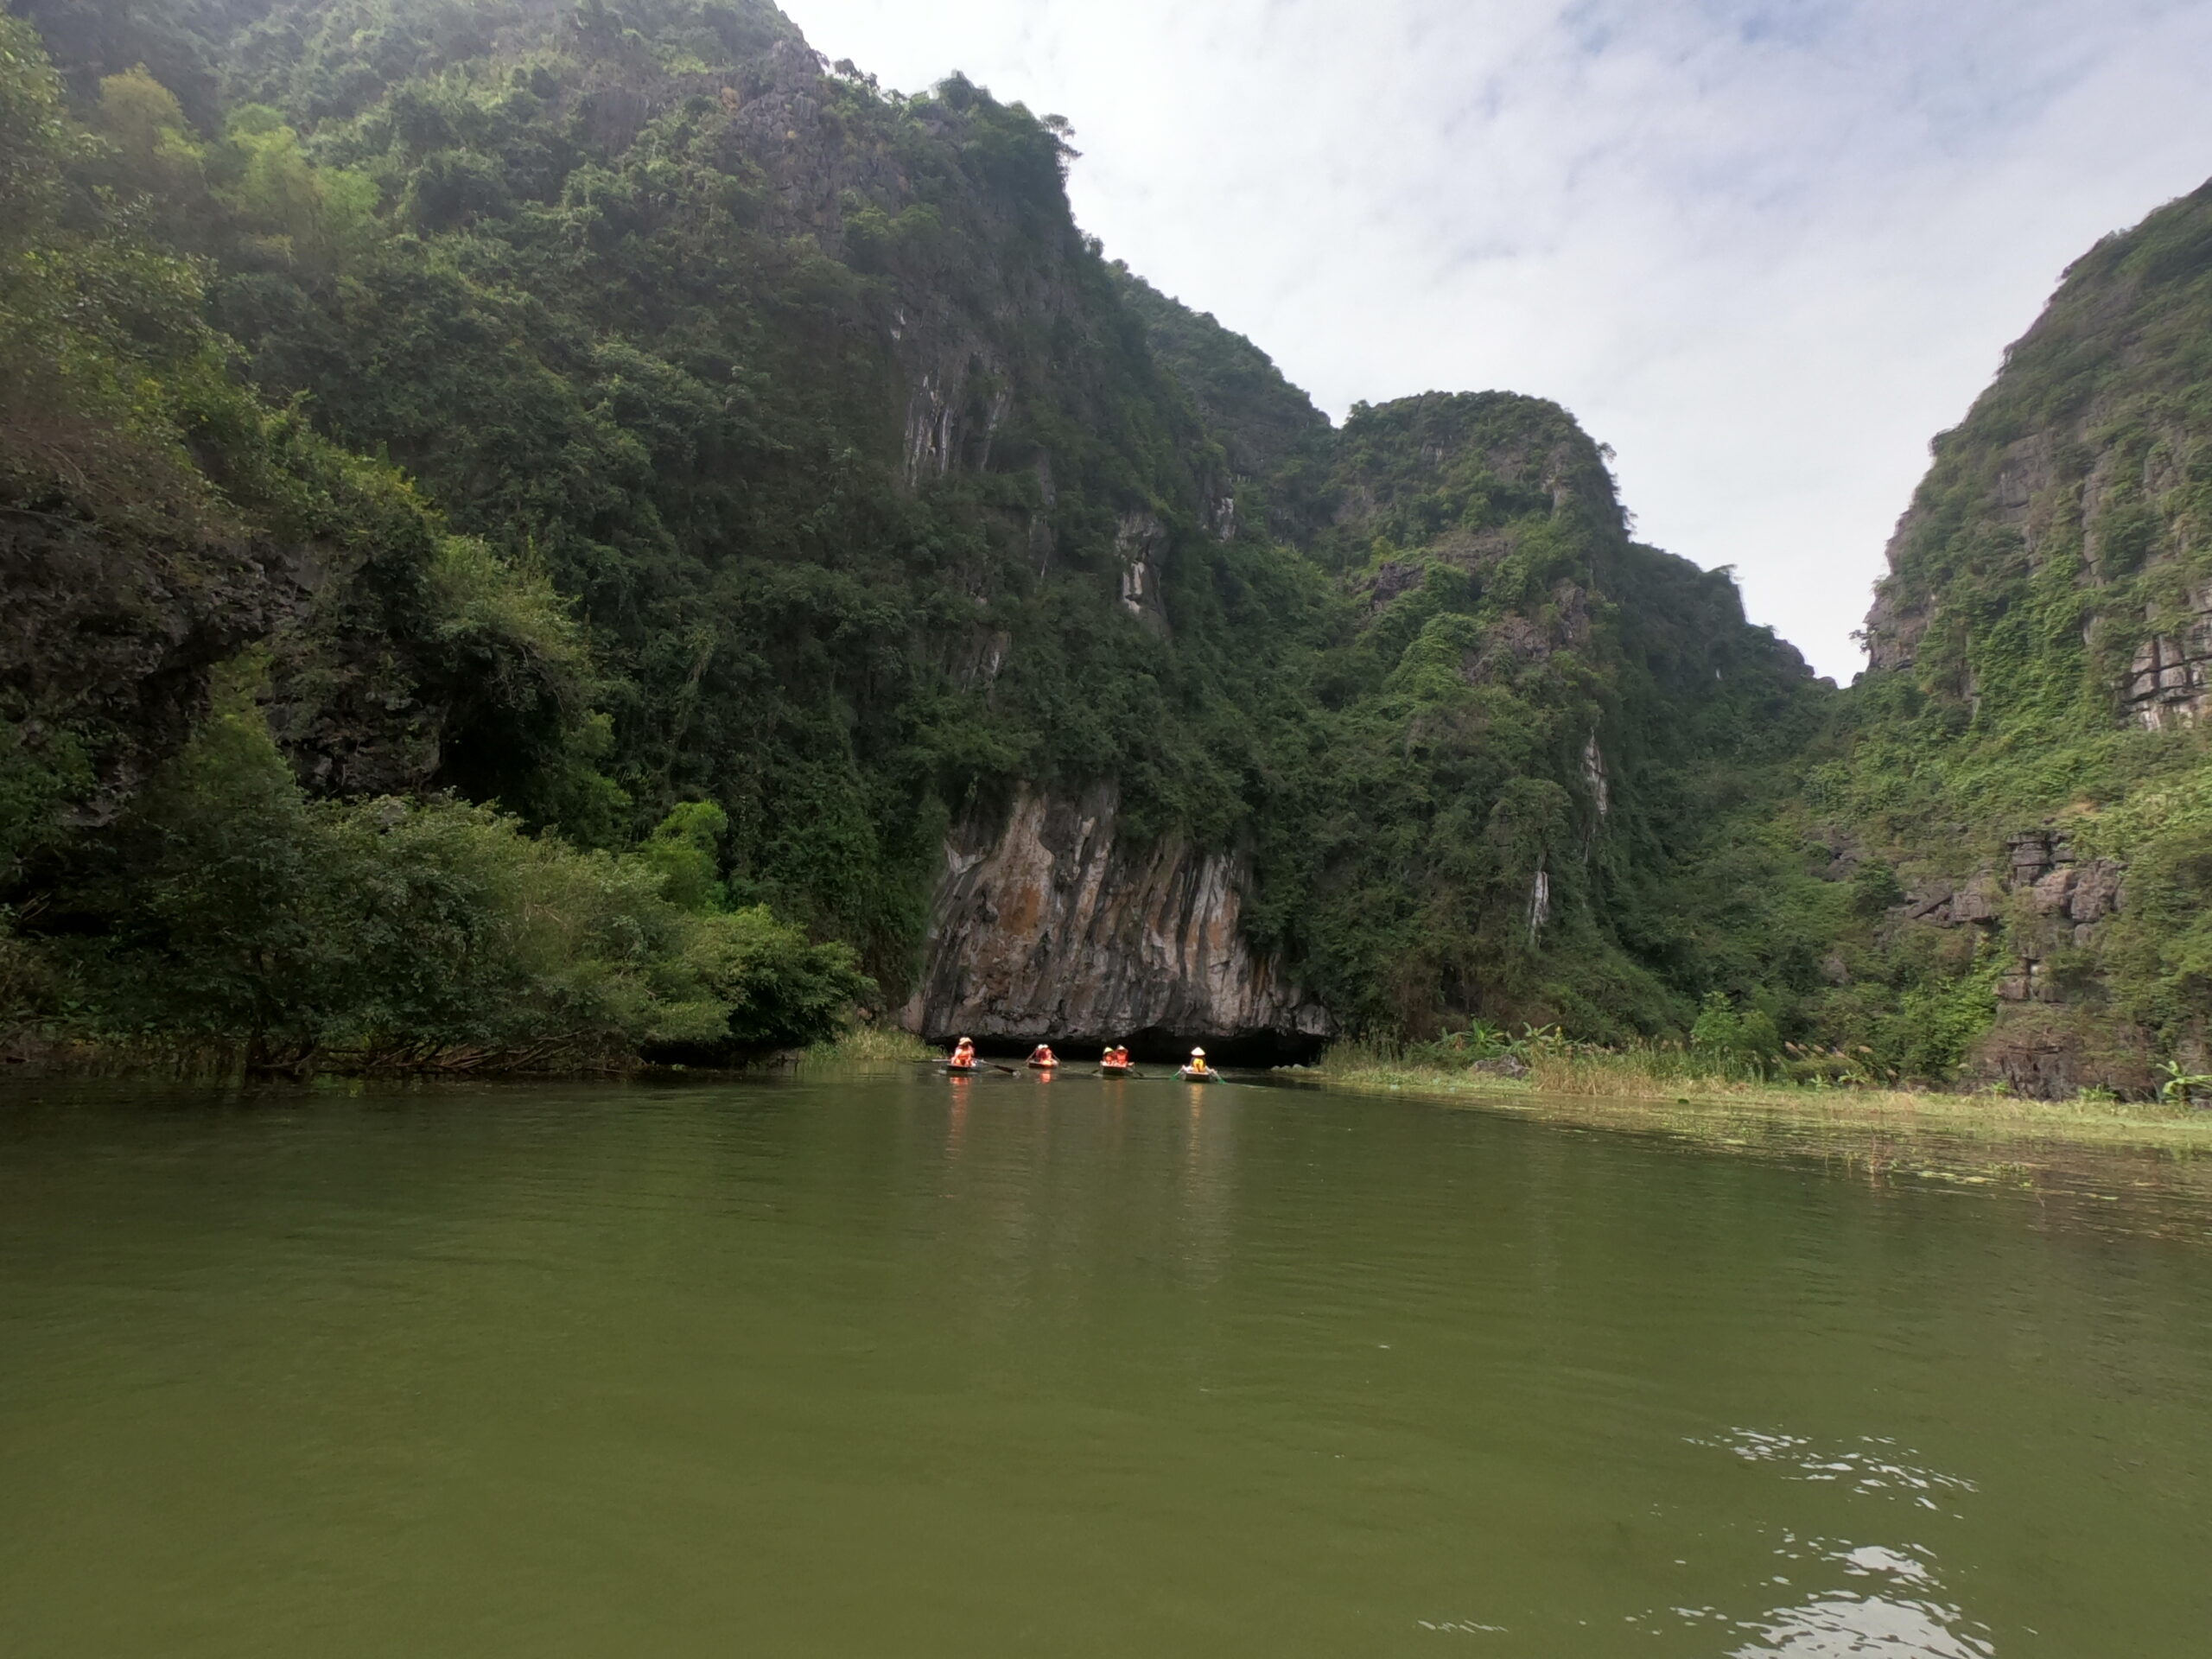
[953,1028,1325,1068]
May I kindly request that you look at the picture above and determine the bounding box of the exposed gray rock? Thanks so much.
[1114,513,1171,633]
[1526,864,1551,944]
[1972,1006,2159,1098]
[1861,488,1936,674]
[3,505,279,822]
[957,630,1011,693]
[2069,858,2124,921]
[1581,734,1610,821]
[1949,873,2005,924]
[2124,584,2212,729]
[902,784,1330,1055]
[3,498,443,816]
[2006,829,2070,884]
[1904,880,1955,922]
[1358,561,1424,612]
[2028,865,2077,915]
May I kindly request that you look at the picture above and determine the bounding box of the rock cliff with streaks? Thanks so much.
[903,786,1328,1059]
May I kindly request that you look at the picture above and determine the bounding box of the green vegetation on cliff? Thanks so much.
[5,0,2209,1090]
[1,7,866,1065]
[0,0,1823,1071]
[1784,181,2212,1091]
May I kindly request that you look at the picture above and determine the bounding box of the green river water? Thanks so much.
[2,1071,2209,1656]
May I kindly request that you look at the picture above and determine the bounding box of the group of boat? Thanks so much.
[938,1038,1219,1083]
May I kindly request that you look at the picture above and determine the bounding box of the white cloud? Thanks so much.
[778,0,2212,679]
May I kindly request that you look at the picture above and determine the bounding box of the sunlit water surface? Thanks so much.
[3,1072,2209,1656]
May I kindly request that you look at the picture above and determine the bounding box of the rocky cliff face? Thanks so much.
[2123,582,2212,728]
[1843,179,2212,1090]
[1116,271,1335,543]
[12,0,2051,1071]
[3,507,280,828]
[1863,180,2212,718]
[902,785,1329,1059]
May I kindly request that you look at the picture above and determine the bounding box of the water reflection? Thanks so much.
[1729,1589,1995,1658]
[1666,1537,1998,1656]
[1698,1428,1979,1510]
[1176,1085,1233,1287]
[2,1075,2209,1656]
[1669,1425,1999,1654]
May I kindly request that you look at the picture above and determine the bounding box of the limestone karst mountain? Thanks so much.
[1823,180,2212,1090]
[3,0,2209,1084]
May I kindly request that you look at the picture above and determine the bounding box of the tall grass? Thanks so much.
[1528,1045,1811,1096]
[1319,1031,1791,1090]
[1319,1021,1908,1094]
[1303,1039,2212,1148]
[801,1026,936,1069]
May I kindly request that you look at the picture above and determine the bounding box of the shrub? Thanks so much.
[1689,992,1782,1069]
[42,674,869,1068]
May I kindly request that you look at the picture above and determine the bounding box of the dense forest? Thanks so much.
[3,0,2209,1090]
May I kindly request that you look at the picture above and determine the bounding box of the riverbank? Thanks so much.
[800,1027,938,1067]
[1288,1050,2212,1156]
[1,1020,933,1083]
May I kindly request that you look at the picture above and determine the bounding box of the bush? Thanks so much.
[1689,992,1782,1069]
[1871,949,2002,1084]
[39,675,869,1068]
[635,799,729,912]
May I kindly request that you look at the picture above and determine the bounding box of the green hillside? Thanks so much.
[1816,182,2212,1090]
[4,0,2207,1089]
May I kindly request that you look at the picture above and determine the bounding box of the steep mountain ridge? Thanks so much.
[1864,178,2212,721]
[8,0,2207,1085]
[0,0,1829,1064]
[1824,181,2212,1088]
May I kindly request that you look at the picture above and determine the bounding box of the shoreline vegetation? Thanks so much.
[1293,1036,2212,1155]
[800,1027,938,1068]
[3,1020,933,1082]
[0,671,875,1081]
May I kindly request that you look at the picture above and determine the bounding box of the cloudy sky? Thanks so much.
[779,0,2212,679]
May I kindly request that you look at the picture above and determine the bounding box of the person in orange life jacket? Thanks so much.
[1185,1047,1211,1074]
[1028,1043,1058,1066]
[950,1037,976,1068]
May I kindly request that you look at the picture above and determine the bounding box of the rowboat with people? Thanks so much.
[931,1036,1206,1080]
[937,1036,1011,1074]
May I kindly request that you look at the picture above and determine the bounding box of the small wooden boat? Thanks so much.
[1097,1063,1134,1077]
[1027,1058,1058,1071]
[1178,1066,1218,1083]
[944,1062,978,1075]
